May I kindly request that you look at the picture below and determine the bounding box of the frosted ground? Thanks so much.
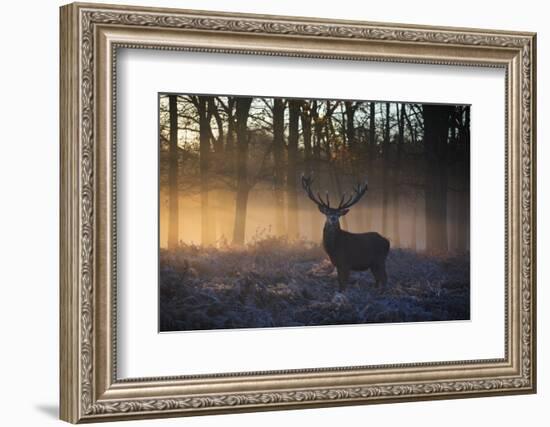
[159,236,470,332]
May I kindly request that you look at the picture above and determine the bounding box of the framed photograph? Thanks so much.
[60,2,537,423]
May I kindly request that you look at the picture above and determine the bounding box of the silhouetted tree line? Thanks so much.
[159,94,470,253]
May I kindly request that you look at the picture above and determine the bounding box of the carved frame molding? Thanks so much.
[60,2,536,423]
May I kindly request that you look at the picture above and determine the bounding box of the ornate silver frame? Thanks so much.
[60,2,536,423]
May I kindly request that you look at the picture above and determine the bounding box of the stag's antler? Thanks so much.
[301,175,332,209]
[301,175,368,211]
[338,180,368,210]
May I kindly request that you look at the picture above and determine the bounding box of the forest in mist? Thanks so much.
[158,93,470,331]
[159,94,470,252]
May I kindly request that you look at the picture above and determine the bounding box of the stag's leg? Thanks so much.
[371,266,381,287]
[336,267,350,291]
[372,263,388,288]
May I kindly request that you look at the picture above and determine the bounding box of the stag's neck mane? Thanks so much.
[323,220,341,259]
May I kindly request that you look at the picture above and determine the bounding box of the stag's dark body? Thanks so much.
[300,175,390,291]
[323,221,390,290]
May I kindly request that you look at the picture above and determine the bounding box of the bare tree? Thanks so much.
[286,99,300,238]
[272,98,286,236]
[193,96,215,246]
[365,101,377,231]
[423,104,454,252]
[382,102,391,237]
[167,94,179,249]
[216,96,237,240]
[392,103,405,247]
[232,97,253,245]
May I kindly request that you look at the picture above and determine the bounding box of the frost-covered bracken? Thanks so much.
[159,237,469,332]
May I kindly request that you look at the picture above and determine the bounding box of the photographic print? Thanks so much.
[158,94,471,332]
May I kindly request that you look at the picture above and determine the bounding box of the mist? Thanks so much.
[158,94,470,255]
[159,187,469,253]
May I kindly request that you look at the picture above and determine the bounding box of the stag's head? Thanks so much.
[301,175,368,227]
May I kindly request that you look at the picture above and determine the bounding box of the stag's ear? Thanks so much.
[340,209,350,216]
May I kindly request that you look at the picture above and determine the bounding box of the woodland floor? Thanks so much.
[159,237,470,332]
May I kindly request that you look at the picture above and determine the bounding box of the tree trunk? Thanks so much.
[225,98,236,154]
[365,102,376,231]
[197,96,215,246]
[287,99,300,239]
[423,104,453,253]
[301,101,313,163]
[322,101,333,159]
[340,102,347,146]
[232,97,253,245]
[382,102,391,237]
[369,102,376,145]
[300,101,316,240]
[207,98,222,245]
[456,106,470,252]
[273,98,286,236]
[208,98,224,154]
[404,104,417,145]
[311,101,322,242]
[167,95,179,249]
[392,104,405,247]
[345,101,355,146]
[219,98,236,242]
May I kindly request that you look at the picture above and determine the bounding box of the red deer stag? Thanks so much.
[302,175,390,291]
